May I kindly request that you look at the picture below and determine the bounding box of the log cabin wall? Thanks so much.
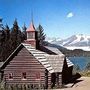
[48,73,51,88]
[62,59,73,84]
[4,47,50,88]
[0,72,2,82]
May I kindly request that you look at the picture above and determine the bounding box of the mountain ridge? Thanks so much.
[45,34,90,51]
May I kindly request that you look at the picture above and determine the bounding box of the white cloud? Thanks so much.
[67,12,74,18]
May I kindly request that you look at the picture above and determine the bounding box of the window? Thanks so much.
[22,72,26,80]
[35,72,40,80]
[8,73,13,80]
[27,33,35,39]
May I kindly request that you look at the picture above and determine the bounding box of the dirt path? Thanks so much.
[61,77,90,90]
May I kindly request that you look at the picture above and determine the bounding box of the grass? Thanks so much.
[79,71,90,77]
[73,70,90,77]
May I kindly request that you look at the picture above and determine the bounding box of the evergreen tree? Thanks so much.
[0,18,6,61]
[3,24,11,61]
[0,18,4,30]
[0,18,5,46]
[4,24,10,41]
[10,19,22,51]
[22,23,27,40]
[37,24,46,45]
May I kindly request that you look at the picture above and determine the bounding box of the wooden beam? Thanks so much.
[45,69,48,89]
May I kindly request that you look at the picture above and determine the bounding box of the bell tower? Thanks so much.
[25,21,36,48]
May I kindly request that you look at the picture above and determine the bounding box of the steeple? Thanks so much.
[26,12,35,32]
[25,17,36,48]
[26,21,35,32]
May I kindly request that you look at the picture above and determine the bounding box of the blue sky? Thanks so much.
[0,0,90,39]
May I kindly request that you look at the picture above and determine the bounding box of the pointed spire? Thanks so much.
[31,11,33,24]
[26,12,35,32]
[25,13,36,48]
[26,22,35,32]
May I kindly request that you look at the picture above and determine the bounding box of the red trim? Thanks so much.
[8,73,13,80]
[26,30,35,32]
[22,72,27,80]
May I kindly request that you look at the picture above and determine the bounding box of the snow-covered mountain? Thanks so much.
[62,34,90,46]
[45,37,62,44]
[46,34,90,51]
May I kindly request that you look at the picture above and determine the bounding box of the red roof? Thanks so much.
[26,22,35,32]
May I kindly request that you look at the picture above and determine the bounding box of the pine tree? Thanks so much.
[22,23,27,40]
[3,24,11,61]
[10,19,22,51]
[37,24,46,45]
[4,24,10,41]
[0,18,5,46]
[0,18,6,61]
[0,18,4,30]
